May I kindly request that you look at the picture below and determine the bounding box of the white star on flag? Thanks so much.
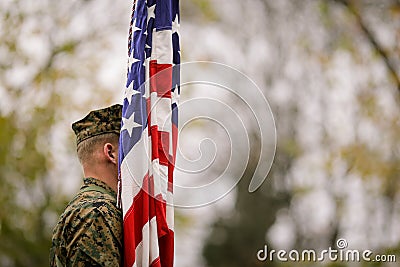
[172,14,179,34]
[128,50,140,69]
[121,113,141,137]
[172,84,180,104]
[124,81,141,104]
[132,17,141,33]
[147,4,156,26]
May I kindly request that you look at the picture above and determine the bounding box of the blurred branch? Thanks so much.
[36,40,80,79]
[330,0,400,96]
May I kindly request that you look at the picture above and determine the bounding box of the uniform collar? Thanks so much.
[81,177,117,200]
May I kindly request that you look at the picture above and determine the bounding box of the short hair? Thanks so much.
[76,133,119,165]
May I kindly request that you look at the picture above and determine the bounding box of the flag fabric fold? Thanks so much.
[118,0,180,266]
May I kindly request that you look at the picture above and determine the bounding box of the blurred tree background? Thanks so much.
[192,1,400,267]
[0,0,399,266]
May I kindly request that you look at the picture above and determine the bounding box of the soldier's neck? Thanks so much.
[83,165,118,193]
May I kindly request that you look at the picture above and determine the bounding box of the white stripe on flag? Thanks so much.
[158,105,172,134]
[150,93,172,132]
[134,217,159,267]
[151,161,168,200]
[152,30,173,64]
[166,191,174,230]
[151,158,161,197]
[144,58,151,98]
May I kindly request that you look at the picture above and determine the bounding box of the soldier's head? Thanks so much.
[72,104,122,187]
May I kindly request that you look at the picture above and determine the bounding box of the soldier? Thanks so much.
[50,104,123,267]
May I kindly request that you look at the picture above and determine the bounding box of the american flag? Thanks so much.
[118,0,180,266]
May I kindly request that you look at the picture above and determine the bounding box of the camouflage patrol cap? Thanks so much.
[72,104,122,145]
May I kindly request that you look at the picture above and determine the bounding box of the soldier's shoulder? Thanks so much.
[50,190,123,267]
[54,190,121,225]
[67,191,121,217]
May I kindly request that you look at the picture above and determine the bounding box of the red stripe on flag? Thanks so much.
[150,258,161,267]
[168,160,174,193]
[167,156,175,193]
[154,194,169,238]
[150,60,172,98]
[150,125,159,161]
[158,131,170,166]
[159,230,174,267]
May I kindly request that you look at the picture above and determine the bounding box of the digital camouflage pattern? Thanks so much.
[50,177,123,267]
[72,104,122,145]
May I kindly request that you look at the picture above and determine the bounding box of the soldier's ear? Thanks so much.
[103,143,117,165]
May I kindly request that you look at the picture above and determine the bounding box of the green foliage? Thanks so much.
[182,0,219,23]
[0,106,66,266]
[192,0,218,21]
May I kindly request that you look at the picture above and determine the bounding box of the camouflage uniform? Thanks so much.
[49,178,123,267]
[50,104,123,266]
